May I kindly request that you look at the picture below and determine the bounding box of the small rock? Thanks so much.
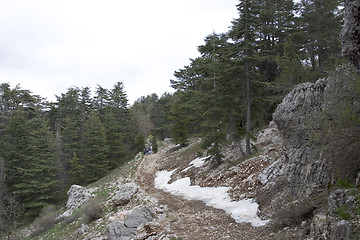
[76,223,89,235]
[330,220,351,240]
[134,222,164,240]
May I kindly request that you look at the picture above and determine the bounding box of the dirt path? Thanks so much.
[136,146,272,240]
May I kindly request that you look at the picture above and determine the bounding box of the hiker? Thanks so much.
[148,146,151,155]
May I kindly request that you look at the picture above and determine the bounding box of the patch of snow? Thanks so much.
[190,156,210,167]
[182,156,211,172]
[154,170,269,227]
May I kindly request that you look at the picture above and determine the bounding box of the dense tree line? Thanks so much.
[0,82,140,224]
[169,0,344,162]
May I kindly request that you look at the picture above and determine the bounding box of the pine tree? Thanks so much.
[151,93,172,140]
[299,0,343,72]
[69,153,84,184]
[152,136,158,153]
[229,0,262,155]
[82,112,109,183]
[0,157,5,230]
[103,111,127,169]
[17,118,58,216]
[53,125,68,192]
[94,85,110,117]
[169,92,191,147]
[3,111,31,193]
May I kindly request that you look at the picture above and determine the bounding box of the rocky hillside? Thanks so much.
[10,122,284,240]
[10,66,360,239]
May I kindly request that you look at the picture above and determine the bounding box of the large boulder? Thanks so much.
[60,185,93,218]
[112,182,139,206]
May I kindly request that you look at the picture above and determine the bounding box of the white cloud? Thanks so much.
[0,0,238,103]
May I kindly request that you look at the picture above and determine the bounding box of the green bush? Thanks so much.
[337,205,351,220]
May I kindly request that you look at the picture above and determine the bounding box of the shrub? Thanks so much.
[82,199,103,224]
[33,205,57,234]
[336,178,355,188]
[272,200,318,229]
[337,205,351,220]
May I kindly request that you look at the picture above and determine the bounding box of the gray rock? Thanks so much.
[107,207,154,240]
[107,221,134,240]
[273,78,331,198]
[258,155,287,185]
[76,223,89,235]
[310,213,331,239]
[124,207,154,229]
[112,182,139,206]
[341,0,360,69]
[356,172,360,187]
[60,185,93,218]
[330,220,351,240]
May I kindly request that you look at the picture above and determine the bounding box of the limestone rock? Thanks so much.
[60,185,94,218]
[273,78,331,197]
[258,155,287,185]
[124,207,154,229]
[330,220,351,240]
[341,0,360,69]
[107,221,134,240]
[112,182,139,206]
[107,207,154,240]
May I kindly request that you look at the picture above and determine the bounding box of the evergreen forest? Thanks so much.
[0,0,345,231]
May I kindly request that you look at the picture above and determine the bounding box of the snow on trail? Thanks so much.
[181,156,210,172]
[154,169,269,227]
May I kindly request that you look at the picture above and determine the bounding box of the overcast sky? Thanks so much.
[0,0,238,104]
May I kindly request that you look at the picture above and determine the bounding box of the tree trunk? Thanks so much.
[0,157,4,230]
[245,60,251,155]
[245,0,251,155]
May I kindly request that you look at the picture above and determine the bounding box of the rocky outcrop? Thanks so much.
[107,207,154,240]
[60,185,94,218]
[272,65,360,238]
[341,0,360,69]
[272,64,360,199]
[273,78,331,198]
[112,182,139,206]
